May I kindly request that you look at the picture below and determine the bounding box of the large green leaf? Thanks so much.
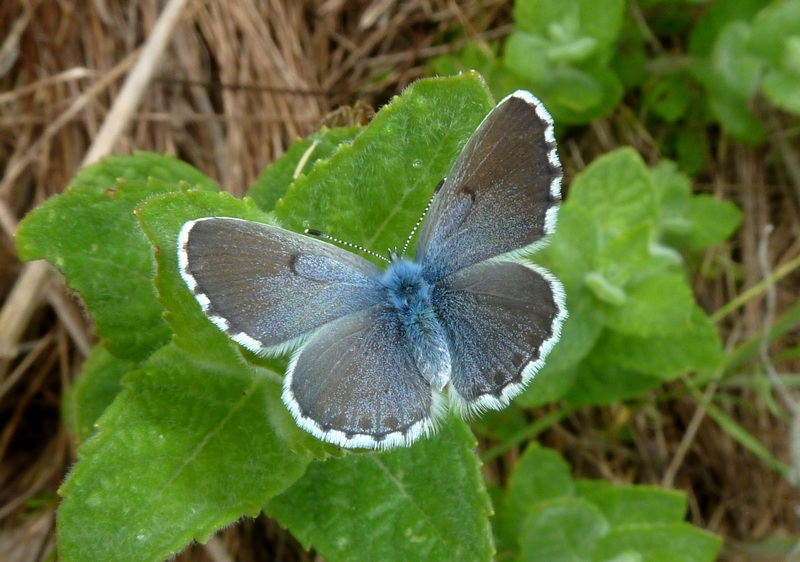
[266,418,493,561]
[57,344,311,562]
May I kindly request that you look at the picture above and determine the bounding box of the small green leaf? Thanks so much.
[643,73,691,123]
[564,353,662,406]
[692,59,766,143]
[248,126,362,212]
[600,307,724,379]
[688,0,767,57]
[748,0,800,65]
[505,443,575,540]
[712,21,764,98]
[585,272,628,306]
[274,73,495,264]
[505,31,552,83]
[594,523,722,562]
[761,66,800,114]
[575,480,687,526]
[677,195,742,249]
[514,0,625,50]
[675,129,709,176]
[598,224,652,288]
[57,344,311,562]
[63,345,135,443]
[603,273,695,336]
[266,417,493,562]
[520,497,610,562]
[567,148,658,238]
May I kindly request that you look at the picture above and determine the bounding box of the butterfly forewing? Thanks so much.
[179,218,384,354]
[416,91,562,280]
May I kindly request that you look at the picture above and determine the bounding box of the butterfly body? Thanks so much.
[379,256,451,390]
[178,90,566,449]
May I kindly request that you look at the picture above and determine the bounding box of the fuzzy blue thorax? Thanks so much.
[378,257,451,390]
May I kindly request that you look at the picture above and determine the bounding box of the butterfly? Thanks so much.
[178,90,566,449]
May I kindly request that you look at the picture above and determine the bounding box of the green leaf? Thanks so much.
[247,126,362,212]
[761,65,800,114]
[692,59,766,143]
[514,0,625,51]
[675,128,709,176]
[564,352,662,406]
[71,151,220,192]
[603,273,695,337]
[16,179,178,360]
[63,345,135,443]
[651,160,741,250]
[748,0,800,65]
[16,153,219,361]
[567,148,658,238]
[678,195,742,249]
[643,73,691,123]
[600,307,724,379]
[712,21,764,98]
[594,523,722,562]
[597,224,651,288]
[266,417,493,562]
[57,344,311,562]
[520,497,610,562]
[506,443,574,535]
[575,480,687,526]
[533,205,599,292]
[688,0,767,57]
[505,31,552,83]
[274,73,495,264]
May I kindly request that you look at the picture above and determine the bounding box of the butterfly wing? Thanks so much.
[416,91,561,280]
[178,217,383,354]
[435,260,566,414]
[284,306,443,449]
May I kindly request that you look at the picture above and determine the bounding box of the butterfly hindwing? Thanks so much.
[435,260,566,414]
[284,306,443,449]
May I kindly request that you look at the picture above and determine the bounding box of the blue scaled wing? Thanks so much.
[435,260,566,414]
[416,91,562,280]
[178,217,384,354]
[283,306,443,449]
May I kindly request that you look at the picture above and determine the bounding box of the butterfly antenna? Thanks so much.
[402,178,445,256]
[305,228,390,263]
